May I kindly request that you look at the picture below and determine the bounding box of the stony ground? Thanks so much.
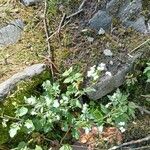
[0,0,149,83]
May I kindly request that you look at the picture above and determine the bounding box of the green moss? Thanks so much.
[0,70,51,145]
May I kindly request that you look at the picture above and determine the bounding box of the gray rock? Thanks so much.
[89,10,112,31]
[87,53,142,100]
[106,0,129,16]
[21,0,41,6]
[124,16,149,34]
[105,0,149,34]
[0,64,47,101]
[118,0,142,22]
[0,19,24,47]
[106,0,142,21]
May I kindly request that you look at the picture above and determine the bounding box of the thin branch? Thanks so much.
[47,20,70,40]
[60,126,72,145]
[66,9,83,20]
[129,39,150,54]
[57,13,66,35]
[78,0,87,10]
[108,135,150,150]
[43,0,54,79]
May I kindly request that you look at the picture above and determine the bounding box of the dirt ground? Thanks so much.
[0,0,149,83]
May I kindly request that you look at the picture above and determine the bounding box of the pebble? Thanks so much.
[109,60,114,65]
[87,37,94,42]
[98,28,105,35]
[103,49,113,57]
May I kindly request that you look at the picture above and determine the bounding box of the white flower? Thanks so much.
[53,100,60,108]
[82,104,88,113]
[97,63,106,71]
[87,65,96,77]
[105,71,112,76]
[55,115,60,121]
[93,73,99,81]
[119,126,126,133]
[98,126,103,133]
[118,122,125,126]
[105,102,112,108]
[84,127,91,134]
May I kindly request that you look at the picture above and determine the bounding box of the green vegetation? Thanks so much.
[0,67,138,149]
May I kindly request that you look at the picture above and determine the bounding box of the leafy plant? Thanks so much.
[2,67,94,149]
[1,68,136,149]
[90,89,136,132]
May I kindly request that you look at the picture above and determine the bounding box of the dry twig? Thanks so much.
[129,39,150,54]
[108,135,150,150]
[66,9,83,20]
[78,0,87,10]
[43,0,54,79]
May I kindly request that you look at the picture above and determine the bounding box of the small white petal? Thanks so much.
[105,71,112,76]
[118,122,125,126]
[119,127,126,133]
[53,100,60,108]
[98,63,106,71]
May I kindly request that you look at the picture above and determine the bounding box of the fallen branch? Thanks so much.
[136,105,150,115]
[43,0,54,79]
[108,135,150,150]
[78,0,87,10]
[129,39,150,54]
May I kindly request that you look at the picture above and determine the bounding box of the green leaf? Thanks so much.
[62,67,73,77]
[25,96,36,105]
[35,145,43,150]
[63,77,73,83]
[59,145,72,150]
[101,104,108,114]
[24,119,35,133]
[9,123,20,138]
[16,107,28,117]
[71,128,80,139]
[75,100,82,108]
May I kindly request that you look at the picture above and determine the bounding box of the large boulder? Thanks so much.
[87,53,142,100]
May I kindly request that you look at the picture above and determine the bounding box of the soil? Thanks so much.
[0,0,149,83]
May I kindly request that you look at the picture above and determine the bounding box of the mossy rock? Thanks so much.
[0,69,51,145]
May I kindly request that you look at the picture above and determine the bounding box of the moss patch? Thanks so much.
[0,70,51,145]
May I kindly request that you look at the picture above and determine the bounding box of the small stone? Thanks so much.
[87,37,94,42]
[98,28,105,35]
[103,49,113,56]
[109,60,114,65]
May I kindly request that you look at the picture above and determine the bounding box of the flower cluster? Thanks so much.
[87,63,112,81]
